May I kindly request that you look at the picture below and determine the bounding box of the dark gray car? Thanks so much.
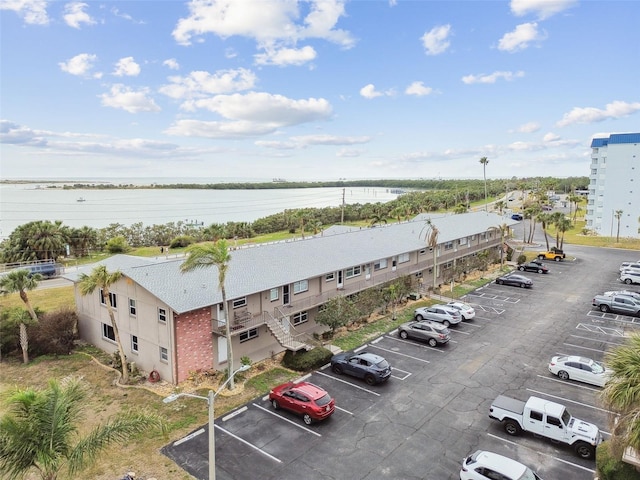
[495,273,533,288]
[398,320,450,347]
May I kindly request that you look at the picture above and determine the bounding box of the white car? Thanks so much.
[620,271,640,285]
[548,355,611,387]
[446,301,476,320]
[604,290,640,301]
[413,304,461,326]
[620,262,640,272]
[460,450,543,480]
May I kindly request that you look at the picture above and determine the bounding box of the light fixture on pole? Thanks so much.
[163,363,250,480]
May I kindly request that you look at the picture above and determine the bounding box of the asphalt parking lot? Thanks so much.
[162,243,640,480]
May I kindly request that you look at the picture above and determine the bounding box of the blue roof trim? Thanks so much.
[591,133,640,147]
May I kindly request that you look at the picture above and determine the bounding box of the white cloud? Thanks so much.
[510,0,578,20]
[514,122,540,133]
[498,22,546,52]
[556,100,640,127]
[337,148,365,157]
[59,53,102,78]
[113,57,141,77]
[290,134,371,146]
[63,2,95,29]
[542,132,561,143]
[255,140,299,150]
[163,58,180,70]
[405,81,434,96]
[461,70,525,84]
[360,84,383,99]
[172,0,355,54]
[0,0,49,25]
[100,84,160,113]
[165,92,332,138]
[421,24,451,55]
[186,92,332,125]
[254,45,317,66]
[159,68,257,101]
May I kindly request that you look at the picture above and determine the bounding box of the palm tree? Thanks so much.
[555,216,573,250]
[601,333,640,456]
[78,266,128,383]
[537,212,553,251]
[493,200,505,215]
[479,157,489,211]
[568,193,582,223]
[0,269,42,363]
[0,376,165,480]
[422,219,439,291]
[181,239,236,389]
[615,209,623,242]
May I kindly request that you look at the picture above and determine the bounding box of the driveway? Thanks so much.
[163,243,639,479]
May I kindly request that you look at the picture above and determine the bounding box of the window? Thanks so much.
[398,253,410,264]
[547,416,562,427]
[159,347,168,363]
[131,335,138,353]
[270,288,279,301]
[374,259,388,270]
[293,280,308,294]
[419,249,426,256]
[480,232,487,240]
[239,328,259,343]
[158,308,167,323]
[325,272,335,281]
[345,266,361,278]
[129,298,136,316]
[232,297,247,309]
[529,410,543,421]
[102,323,115,342]
[444,241,454,250]
[458,237,467,245]
[100,289,117,308]
[292,311,308,326]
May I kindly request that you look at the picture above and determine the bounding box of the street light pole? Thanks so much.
[164,364,250,480]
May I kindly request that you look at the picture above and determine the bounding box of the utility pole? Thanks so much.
[341,188,345,224]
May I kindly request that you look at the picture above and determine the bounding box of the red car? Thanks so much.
[268,381,335,425]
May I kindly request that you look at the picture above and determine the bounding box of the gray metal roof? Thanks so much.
[64,211,512,314]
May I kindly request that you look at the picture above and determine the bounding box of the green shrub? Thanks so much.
[596,441,640,480]
[516,254,527,265]
[105,236,130,253]
[28,307,78,356]
[282,347,333,372]
[169,235,195,248]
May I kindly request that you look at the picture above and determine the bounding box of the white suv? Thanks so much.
[413,304,461,326]
[620,271,640,285]
[460,450,543,480]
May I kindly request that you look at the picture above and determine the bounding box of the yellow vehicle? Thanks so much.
[537,247,566,262]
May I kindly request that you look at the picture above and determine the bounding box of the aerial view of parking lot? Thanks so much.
[162,238,640,480]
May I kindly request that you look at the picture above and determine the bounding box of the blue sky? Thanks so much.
[1,0,638,181]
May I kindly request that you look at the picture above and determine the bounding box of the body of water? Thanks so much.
[0,182,401,240]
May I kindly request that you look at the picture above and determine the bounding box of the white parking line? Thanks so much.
[368,343,432,362]
[576,323,625,337]
[449,328,470,335]
[460,321,482,328]
[335,405,354,415]
[563,342,615,354]
[535,375,601,393]
[525,388,617,416]
[252,403,322,437]
[569,334,625,347]
[216,422,283,463]
[384,335,443,353]
[486,433,595,474]
[314,370,381,396]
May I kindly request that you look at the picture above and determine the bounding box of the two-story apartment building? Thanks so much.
[65,211,514,384]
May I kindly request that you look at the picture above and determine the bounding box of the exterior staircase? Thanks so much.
[264,311,318,352]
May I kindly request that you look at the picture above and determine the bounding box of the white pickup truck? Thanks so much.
[489,395,602,459]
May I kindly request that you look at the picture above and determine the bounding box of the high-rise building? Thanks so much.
[585,133,640,239]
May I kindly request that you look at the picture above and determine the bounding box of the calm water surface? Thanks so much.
[0,183,400,240]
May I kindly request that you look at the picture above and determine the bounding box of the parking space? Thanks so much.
[163,245,638,479]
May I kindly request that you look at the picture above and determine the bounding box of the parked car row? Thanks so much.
[619,261,640,284]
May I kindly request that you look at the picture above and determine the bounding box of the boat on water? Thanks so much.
[77,197,86,202]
